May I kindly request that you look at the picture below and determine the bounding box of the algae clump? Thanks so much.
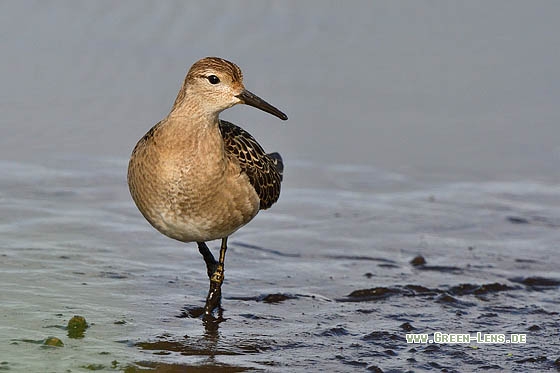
[43,337,64,347]
[67,315,88,339]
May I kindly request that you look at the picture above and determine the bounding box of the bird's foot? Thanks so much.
[204,264,224,318]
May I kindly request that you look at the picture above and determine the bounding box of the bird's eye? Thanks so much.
[207,75,220,84]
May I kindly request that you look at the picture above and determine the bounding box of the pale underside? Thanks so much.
[128,118,282,243]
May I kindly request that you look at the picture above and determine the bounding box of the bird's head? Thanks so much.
[172,57,287,121]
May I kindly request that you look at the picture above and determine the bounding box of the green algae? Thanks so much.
[67,315,88,339]
[43,336,64,347]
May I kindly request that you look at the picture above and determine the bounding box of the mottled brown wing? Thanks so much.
[219,120,283,210]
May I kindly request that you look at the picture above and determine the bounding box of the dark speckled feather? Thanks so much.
[219,120,282,210]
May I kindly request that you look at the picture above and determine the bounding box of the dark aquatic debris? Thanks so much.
[447,283,517,296]
[408,255,462,273]
[507,216,530,224]
[410,255,426,266]
[403,284,441,295]
[339,285,441,302]
[514,258,539,263]
[400,322,415,331]
[341,287,404,302]
[260,293,296,304]
[506,215,560,228]
[509,276,560,290]
[325,254,397,264]
[228,292,304,304]
[99,271,128,279]
[132,360,251,372]
[340,282,519,303]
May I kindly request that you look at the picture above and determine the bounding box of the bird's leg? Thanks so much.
[197,242,218,279]
[204,237,228,317]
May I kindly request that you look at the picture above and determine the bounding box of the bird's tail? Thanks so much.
[268,152,284,181]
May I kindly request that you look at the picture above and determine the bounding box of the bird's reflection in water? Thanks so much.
[133,305,253,372]
[176,303,227,358]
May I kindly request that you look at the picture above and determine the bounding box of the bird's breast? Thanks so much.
[128,128,260,243]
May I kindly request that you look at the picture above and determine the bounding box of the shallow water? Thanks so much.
[2,1,560,372]
[1,158,559,372]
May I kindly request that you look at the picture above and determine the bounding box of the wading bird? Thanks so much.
[128,57,287,318]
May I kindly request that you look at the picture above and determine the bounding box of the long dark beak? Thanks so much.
[236,90,288,121]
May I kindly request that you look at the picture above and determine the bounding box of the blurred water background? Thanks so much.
[1,1,559,372]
